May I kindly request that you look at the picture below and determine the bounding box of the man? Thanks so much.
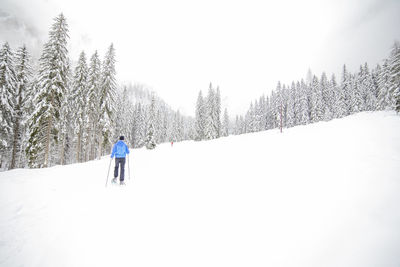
[111,136,130,185]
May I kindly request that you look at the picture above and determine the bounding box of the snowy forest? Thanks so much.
[0,14,194,170]
[1,13,399,170]
[232,43,400,135]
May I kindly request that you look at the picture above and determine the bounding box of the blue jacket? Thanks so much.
[111,140,130,158]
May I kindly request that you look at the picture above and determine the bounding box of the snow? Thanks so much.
[1,111,400,267]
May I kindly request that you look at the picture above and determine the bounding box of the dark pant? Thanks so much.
[114,157,126,181]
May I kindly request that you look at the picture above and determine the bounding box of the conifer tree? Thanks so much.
[145,95,156,149]
[340,65,351,115]
[71,51,88,162]
[286,82,296,127]
[26,14,69,168]
[204,83,215,140]
[87,51,102,160]
[99,44,117,156]
[298,79,309,125]
[215,87,222,137]
[389,42,400,112]
[11,45,32,168]
[195,90,205,140]
[222,108,229,136]
[0,42,17,168]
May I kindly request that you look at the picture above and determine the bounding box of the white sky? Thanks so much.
[1,0,399,116]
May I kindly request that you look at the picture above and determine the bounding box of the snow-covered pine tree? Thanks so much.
[370,65,381,111]
[275,82,283,130]
[389,42,400,113]
[310,75,323,123]
[293,83,300,126]
[340,65,351,115]
[362,63,377,111]
[204,83,215,139]
[26,14,69,168]
[145,94,156,149]
[11,45,32,168]
[377,60,392,110]
[328,74,338,118]
[71,51,88,163]
[58,58,73,165]
[99,43,117,156]
[353,67,365,113]
[253,100,261,131]
[114,86,127,144]
[320,72,333,121]
[222,108,229,136]
[195,90,205,140]
[215,87,222,138]
[333,73,346,118]
[0,42,18,169]
[286,82,296,127]
[298,79,309,125]
[87,51,102,160]
[259,95,267,131]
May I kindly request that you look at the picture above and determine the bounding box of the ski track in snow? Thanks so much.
[1,111,400,267]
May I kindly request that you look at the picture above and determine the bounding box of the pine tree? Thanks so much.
[71,51,88,162]
[333,73,346,118]
[310,75,323,122]
[352,67,365,113]
[286,82,296,127]
[58,58,73,165]
[222,108,229,136]
[298,79,309,125]
[87,51,102,160]
[0,42,18,169]
[204,83,215,140]
[363,63,377,111]
[320,72,333,121]
[340,65,351,115]
[377,60,391,110]
[26,14,69,168]
[11,45,32,169]
[145,94,156,149]
[389,42,400,113]
[215,87,222,137]
[195,90,206,140]
[99,43,117,156]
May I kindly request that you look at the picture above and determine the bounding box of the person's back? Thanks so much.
[111,136,130,185]
[113,140,129,158]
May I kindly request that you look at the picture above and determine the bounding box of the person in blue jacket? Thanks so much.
[111,136,130,185]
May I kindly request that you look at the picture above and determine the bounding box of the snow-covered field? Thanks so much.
[1,111,400,267]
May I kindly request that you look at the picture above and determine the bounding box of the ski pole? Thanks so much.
[127,154,131,180]
[105,158,112,187]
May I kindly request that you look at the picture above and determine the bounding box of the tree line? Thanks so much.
[0,14,192,170]
[234,43,400,135]
[1,13,399,170]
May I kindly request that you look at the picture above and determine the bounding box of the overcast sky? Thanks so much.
[1,0,399,116]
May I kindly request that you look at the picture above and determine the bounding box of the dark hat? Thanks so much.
[119,136,124,140]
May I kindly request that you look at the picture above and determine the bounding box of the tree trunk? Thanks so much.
[10,118,20,169]
[76,130,81,163]
[44,115,52,168]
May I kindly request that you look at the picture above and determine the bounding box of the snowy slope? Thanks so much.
[1,111,400,267]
